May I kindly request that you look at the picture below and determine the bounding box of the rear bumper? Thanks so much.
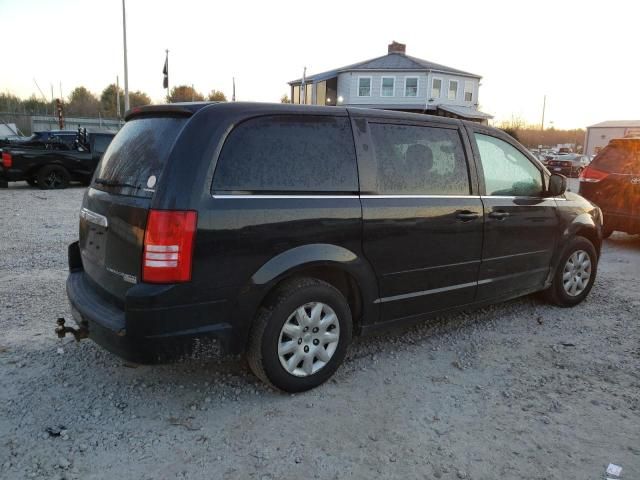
[66,244,239,363]
[601,211,640,233]
[579,184,640,233]
[0,166,25,182]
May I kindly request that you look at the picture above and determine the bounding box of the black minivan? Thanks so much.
[63,102,603,392]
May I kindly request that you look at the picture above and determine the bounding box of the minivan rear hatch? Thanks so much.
[80,115,188,304]
[585,140,640,216]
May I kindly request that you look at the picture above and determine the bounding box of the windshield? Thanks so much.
[92,117,187,197]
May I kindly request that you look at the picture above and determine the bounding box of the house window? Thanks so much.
[358,77,371,97]
[464,81,474,102]
[405,77,418,97]
[381,77,395,97]
[448,80,458,100]
[432,78,442,98]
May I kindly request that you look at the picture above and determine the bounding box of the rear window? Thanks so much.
[212,115,358,193]
[591,142,640,174]
[92,135,113,154]
[92,117,187,197]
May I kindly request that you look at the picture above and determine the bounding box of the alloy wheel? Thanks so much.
[45,171,63,188]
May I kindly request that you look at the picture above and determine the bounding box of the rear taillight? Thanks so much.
[142,210,197,283]
[579,166,609,183]
[2,152,12,168]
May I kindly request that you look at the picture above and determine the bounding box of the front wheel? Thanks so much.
[247,277,353,392]
[543,236,597,307]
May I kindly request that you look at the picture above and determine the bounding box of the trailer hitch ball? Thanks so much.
[55,318,88,342]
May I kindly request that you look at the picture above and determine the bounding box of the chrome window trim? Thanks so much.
[212,194,360,199]
[211,193,567,201]
[361,194,480,199]
[480,195,567,201]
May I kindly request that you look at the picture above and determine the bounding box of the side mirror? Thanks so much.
[548,173,567,197]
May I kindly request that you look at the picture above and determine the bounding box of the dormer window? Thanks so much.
[381,77,395,97]
[448,80,458,100]
[432,78,442,98]
[464,81,474,102]
[404,77,418,97]
[358,77,372,97]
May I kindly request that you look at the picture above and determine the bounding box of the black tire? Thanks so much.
[37,165,70,190]
[543,236,598,307]
[247,277,353,392]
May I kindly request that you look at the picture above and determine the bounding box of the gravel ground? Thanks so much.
[1,182,639,480]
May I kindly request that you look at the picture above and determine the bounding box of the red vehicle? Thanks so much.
[579,138,640,237]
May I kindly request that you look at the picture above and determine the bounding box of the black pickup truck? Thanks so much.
[0,130,115,189]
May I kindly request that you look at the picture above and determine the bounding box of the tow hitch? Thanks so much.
[55,318,89,341]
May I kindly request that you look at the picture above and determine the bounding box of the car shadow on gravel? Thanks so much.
[606,233,640,250]
[1,180,87,191]
[50,293,547,397]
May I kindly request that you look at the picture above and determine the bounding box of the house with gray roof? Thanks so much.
[288,41,492,123]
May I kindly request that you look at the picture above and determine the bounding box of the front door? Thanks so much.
[469,129,559,300]
[356,117,484,322]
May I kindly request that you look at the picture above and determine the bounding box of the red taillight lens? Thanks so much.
[2,152,12,168]
[142,210,197,283]
[579,166,609,183]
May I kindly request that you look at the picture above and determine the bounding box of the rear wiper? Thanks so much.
[94,178,140,189]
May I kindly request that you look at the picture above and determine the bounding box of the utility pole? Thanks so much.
[540,95,546,150]
[122,0,130,112]
[116,76,121,119]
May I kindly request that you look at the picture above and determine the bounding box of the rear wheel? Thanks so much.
[544,236,597,307]
[247,277,352,392]
[37,165,70,190]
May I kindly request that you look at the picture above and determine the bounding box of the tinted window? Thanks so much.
[591,142,640,174]
[92,135,113,154]
[93,117,187,198]
[474,133,543,197]
[212,116,358,193]
[368,123,470,195]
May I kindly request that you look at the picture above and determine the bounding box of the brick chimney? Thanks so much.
[388,41,406,55]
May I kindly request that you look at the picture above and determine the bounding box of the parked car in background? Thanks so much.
[546,154,591,177]
[61,102,603,392]
[0,130,78,150]
[0,130,115,189]
[580,138,640,237]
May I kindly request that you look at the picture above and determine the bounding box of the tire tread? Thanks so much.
[246,277,347,391]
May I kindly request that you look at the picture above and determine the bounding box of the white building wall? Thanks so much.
[425,72,479,108]
[584,127,628,156]
[338,71,428,106]
[337,71,479,110]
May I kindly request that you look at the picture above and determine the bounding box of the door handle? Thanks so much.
[456,211,480,222]
[488,210,510,220]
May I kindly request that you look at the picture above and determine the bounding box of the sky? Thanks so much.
[1,0,639,129]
